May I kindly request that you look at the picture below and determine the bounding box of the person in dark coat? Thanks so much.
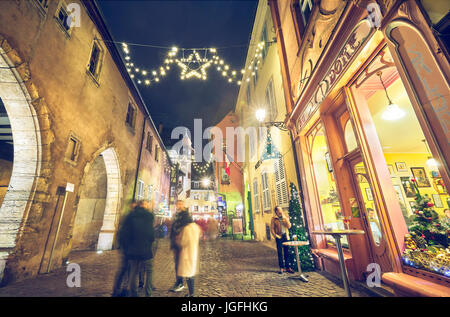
[112,200,155,297]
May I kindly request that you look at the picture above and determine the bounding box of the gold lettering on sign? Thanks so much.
[296,20,373,131]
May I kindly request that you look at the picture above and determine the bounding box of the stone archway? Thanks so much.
[0,43,42,279]
[72,147,121,252]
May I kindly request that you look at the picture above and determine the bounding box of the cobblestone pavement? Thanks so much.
[0,238,374,297]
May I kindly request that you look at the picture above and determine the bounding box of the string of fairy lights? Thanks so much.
[192,160,212,175]
[120,40,271,87]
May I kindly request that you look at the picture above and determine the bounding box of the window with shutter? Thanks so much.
[253,178,260,213]
[136,179,145,200]
[261,172,271,212]
[265,78,277,121]
[274,157,289,207]
[147,185,153,201]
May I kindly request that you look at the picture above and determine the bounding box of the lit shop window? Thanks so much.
[351,46,449,231]
[307,123,347,248]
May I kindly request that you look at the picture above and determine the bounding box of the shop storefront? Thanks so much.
[292,4,449,296]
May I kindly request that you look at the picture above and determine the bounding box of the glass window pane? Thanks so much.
[354,162,382,245]
[309,124,347,248]
[351,47,449,275]
[344,120,358,152]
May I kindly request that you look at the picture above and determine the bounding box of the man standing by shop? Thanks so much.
[113,200,155,297]
[270,206,294,274]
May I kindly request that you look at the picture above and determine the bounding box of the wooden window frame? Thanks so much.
[146,132,153,153]
[32,0,49,17]
[125,102,137,131]
[290,0,315,45]
[86,38,104,85]
[64,132,81,166]
[155,145,159,162]
[54,1,74,38]
[265,77,277,121]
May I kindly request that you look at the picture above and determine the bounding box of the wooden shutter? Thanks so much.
[274,157,289,207]
[261,172,271,212]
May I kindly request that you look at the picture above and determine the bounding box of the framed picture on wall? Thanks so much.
[355,166,368,183]
[387,164,395,176]
[401,177,416,198]
[411,167,431,187]
[365,188,374,201]
[432,194,444,208]
[393,185,406,204]
[395,162,408,172]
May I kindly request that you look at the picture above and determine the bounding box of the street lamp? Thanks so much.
[255,108,288,131]
[201,177,211,188]
[255,108,266,123]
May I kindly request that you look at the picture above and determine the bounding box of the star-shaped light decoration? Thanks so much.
[176,50,213,80]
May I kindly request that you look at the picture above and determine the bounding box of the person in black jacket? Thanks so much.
[112,200,155,297]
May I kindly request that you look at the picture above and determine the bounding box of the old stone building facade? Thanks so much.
[0,0,170,284]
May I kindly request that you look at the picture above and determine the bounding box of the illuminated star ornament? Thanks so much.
[177,50,212,80]
[120,41,271,87]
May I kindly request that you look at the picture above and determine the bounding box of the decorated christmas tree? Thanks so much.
[287,182,315,272]
[407,178,448,248]
[402,178,449,277]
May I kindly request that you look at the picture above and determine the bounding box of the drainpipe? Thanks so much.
[132,116,146,202]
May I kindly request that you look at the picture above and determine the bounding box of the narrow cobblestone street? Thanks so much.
[0,238,373,297]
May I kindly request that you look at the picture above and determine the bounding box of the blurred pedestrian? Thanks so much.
[169,200,188,292]
[206,218,219,240]
[173,210,201,297]
[139,200,158,290]
[270,206,294,274]
[112,200,155,297]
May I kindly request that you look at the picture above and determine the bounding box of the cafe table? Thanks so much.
[282,240,310,282]
[311,229,365,297]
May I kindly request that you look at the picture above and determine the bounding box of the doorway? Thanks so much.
[347,154,392,272]
[71,147,121,252]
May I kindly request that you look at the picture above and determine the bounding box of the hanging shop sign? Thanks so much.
[296,19,373,131]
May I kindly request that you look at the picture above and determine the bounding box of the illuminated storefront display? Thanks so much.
[270,0,449,294]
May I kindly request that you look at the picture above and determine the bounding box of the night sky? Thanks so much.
[98,0,258,146]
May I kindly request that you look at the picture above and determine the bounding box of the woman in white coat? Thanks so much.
[174,211,202,297]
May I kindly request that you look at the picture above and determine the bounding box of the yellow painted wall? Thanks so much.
[384,153,448,218]
[233,0,302,242]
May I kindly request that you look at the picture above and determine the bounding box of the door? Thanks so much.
[348,156,392,273]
